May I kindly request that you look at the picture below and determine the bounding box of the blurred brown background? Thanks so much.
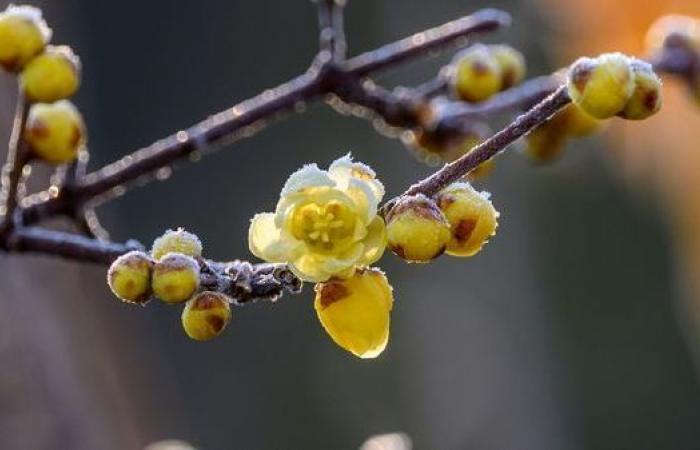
[1,1,700,449]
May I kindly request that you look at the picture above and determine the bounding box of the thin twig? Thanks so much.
[0,91,30,232]
[403,85,571,198]
[316,0,347,61]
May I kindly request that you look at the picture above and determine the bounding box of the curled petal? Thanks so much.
[249,213,302,262]
[280,163,335,197]
[358,216,387,266]
[329,153,385,201]
[274,186,355,228]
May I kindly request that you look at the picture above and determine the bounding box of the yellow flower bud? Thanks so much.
[466,158,495,181]
[152,253,200,304]
[0,5,51,72]
[567,53,634,119]
[20,45,80,102]
[490,44,526,90]
[522,119,568,164]
[314,267,393,359]
[386,194,451,263]
[107,251,153,304]
[618,60,663,121]
[646,15,700,53]
[436,182,499,257]
[24,100,85,165]
[181,291,232,341]
[559,104,601,138]
[151,228,203,261]
[450,45,502,102]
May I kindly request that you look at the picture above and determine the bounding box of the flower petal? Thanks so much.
[280,163,335,197]
[249,213,302,262]
[345,177,379,225]
[329,153,385,201]
[290,243,364,282]
[358,216,387,266]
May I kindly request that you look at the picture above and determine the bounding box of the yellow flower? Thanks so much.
[314,267,393,358]
[249,155,387,282]
[567,53,635,119]
[24,100,85,165]
[20,45,81,102]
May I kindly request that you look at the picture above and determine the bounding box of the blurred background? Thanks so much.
[1,0,700,449]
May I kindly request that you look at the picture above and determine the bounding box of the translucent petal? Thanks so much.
[328,153,385,201]
[358,216,387,266]
[345,177,379,225]
[248,213,302,262]
[289,243,364,282]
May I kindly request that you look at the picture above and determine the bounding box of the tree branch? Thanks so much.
[0,92,30,232]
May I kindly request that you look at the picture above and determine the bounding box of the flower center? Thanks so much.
[291,200,356,252]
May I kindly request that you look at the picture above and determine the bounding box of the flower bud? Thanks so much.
[151,228,203,261]
[0,5,51,72]
[24,100,85,165]
[20,45,80,102]
[151,253,200,304]
[522,120,568,164]
[181,291,232,341]
[314,267,393,359]
[646,15,700,53]
[490,44,526,89]
[436,182,499,257]
[618,60,662,120]
[559,104,601,138]
[107,251,153,304]
[386,194,451,263]
[449,44,502,102]
[567,53,634,119]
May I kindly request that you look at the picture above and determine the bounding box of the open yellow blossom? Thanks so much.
[249,155,387,282]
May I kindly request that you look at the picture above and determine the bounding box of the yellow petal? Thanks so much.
[345,177,379,225]
[290,243,364,282]
[280,163,335,197]
[328,153,385,201]
[249,212,302,262]
[358,216,387,266]
[314,267,394,358]
[274,186,353,229]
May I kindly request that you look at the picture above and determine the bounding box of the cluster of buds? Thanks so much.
[407,44,526,175]
[567,53,663,121]
[386,182,498,262]
[108,229,233,341]
[0,4,85,165]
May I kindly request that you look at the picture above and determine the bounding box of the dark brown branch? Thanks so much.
[20,8,507,227]
[403,85,570,198]
[344,9,510,77]
[316,0,347,61]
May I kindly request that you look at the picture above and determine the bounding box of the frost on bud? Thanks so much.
[151,228,203,261]
[567,53,634,119]
[436,182,499,257]
[20,45,80,102]
[490,44,526,90]
[449,44,502,102]
[618,60,663,120]
[107,251,153,304]
[646,15,700,53]
[151,253,200,304]
[24,100,85,165]
[386,194,451,263]
[0,5,51,72]
[314,267,393,359]
[181,291,232,341]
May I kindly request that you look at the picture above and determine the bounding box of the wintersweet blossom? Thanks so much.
[248,155,387,282]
